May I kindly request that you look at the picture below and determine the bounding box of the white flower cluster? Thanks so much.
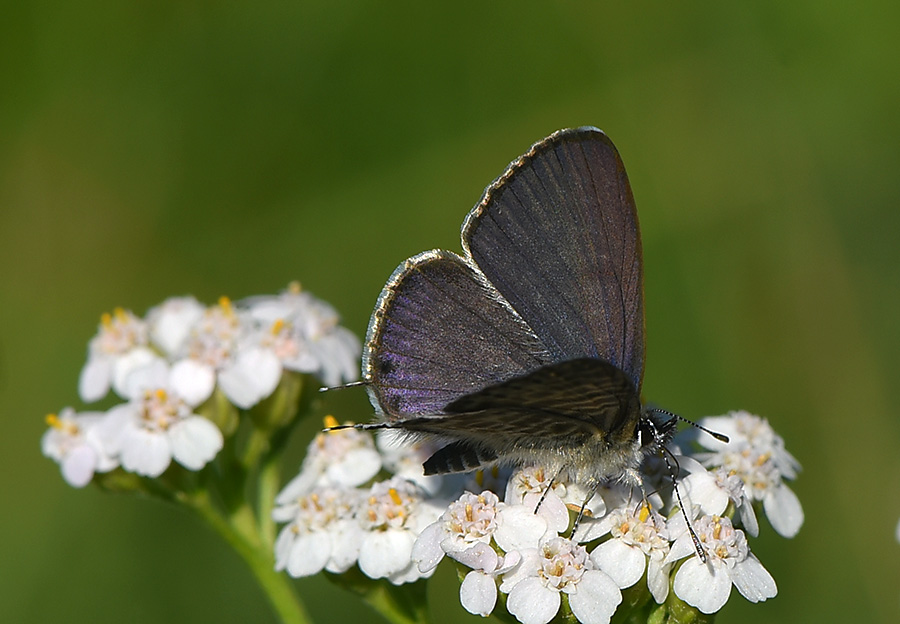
[274,411,802,623]
[42,284,361,487]
[273,422,447,584]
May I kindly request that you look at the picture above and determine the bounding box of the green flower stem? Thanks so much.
[185,489,312,624]
[256,446,282,549]
[358,582,430,624]
[328,569,430,624]
[242,425,274,471]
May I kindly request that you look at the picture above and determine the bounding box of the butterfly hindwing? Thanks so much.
[393,359,643,473]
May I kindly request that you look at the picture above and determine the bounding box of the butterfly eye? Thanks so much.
[638,418,655,449]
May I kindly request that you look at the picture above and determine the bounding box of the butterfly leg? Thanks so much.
[570,477,602,541]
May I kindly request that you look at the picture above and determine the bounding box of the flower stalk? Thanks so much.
[185,488,313,624]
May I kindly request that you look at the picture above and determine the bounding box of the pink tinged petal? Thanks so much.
[287,532,331,577]
[495,506,550,552]
[169,360,215,406]
[60,445,99,487]
[568,570,622,624]
[590,539,646,589]
[673,558,732,614]
[358,529,415,579]
[326,448,382,487]
[646,558,670,603]
[507,578,560,624]
[460,570,498,616]
[678,455,708,474]
[218,348,282,408]
[281,350,318,374]
[116,349,166,399]
[730,554,777,602]
[411,522,446,573]
[168,417,223,470]
[587,513,617,539]
[41,428,65,461]
[763,483,804,538]
[79,358,112,402]
[120,428,172,477]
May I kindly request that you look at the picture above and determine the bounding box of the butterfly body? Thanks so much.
[360,127,675,487]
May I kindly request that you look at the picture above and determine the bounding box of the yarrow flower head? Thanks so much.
[273,486,362,577]
[505,465,605,535]
[276,416,382,502]
[167,296,276,409]
[242,282,361,388]
[78,307,161,402]
[355,477,444,584]
[666,513,777,614]
[41,408,118,487]
[97,361,224,477]
[679,456,760,537]
[501,536,622,624]
[413,489,551,569]
[589,503,672,603]
[47,284,362,490]
[694,411,803,537]
[411,489,550,616]
[47,296,800,624]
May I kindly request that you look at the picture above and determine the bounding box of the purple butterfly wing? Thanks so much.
[462,127,645,389]
[363,249,552,419]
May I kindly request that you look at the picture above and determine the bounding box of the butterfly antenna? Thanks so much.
[319,379,370,393]
[648,408,729,443]
[322,421,392,433]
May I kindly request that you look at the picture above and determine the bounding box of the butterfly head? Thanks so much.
[637,410,678,457]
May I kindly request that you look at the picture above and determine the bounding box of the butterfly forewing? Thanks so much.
[462,127,645,390]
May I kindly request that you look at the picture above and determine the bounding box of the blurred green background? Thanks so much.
[2,1,898,622]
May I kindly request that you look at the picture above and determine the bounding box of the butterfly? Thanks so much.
[347,127,681,494]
